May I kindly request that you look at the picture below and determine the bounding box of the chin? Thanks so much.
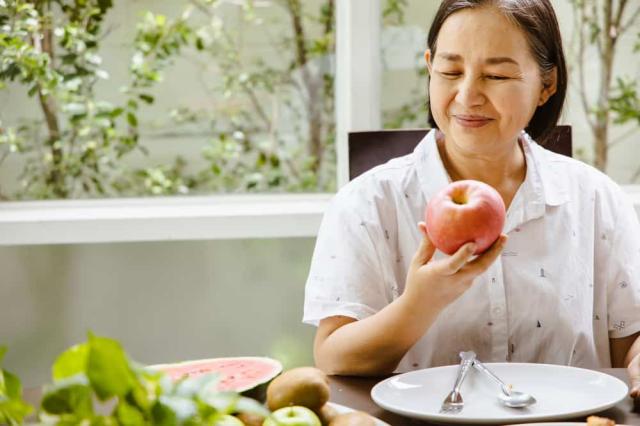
[449,129,505,153]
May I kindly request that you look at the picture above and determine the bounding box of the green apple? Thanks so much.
[262,406,321,426]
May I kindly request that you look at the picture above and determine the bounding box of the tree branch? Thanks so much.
[576,2,597,131]
[614,0,628,27]
[33,2,67,196]
[324,0,334,36]
[591,1,604,55]
[287,0,308,68]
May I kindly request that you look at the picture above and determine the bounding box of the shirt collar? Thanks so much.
[414,129,452,202]
[413,130,570,228]
[520,131,570,207]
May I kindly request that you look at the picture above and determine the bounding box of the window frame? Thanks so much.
[1,1,639,246]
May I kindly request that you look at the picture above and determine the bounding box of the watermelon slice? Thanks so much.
[149,356,282,400]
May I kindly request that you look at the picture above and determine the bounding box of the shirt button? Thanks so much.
[493,307,502,315]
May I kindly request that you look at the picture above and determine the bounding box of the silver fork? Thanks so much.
[439,351,476,414]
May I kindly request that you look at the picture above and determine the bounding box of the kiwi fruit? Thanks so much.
[315,403,339,425]
[266,367,330,411]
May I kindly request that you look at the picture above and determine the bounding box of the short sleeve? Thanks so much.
[303,187,391,326]
[602,188,640,338]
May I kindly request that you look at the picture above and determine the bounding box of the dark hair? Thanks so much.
[426,0,567,143]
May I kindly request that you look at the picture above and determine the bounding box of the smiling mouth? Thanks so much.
[453,115,493,128]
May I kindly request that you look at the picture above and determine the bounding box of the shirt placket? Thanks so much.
[488,258,509,361]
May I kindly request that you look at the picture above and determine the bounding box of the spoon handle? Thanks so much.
[472,359,512,396]
[453,351,476,394]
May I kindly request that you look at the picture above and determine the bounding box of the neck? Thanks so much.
[436,133,527,207]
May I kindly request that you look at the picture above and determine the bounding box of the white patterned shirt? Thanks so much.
[303,129,640,371]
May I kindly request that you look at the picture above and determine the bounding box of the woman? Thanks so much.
[303,0,640,397]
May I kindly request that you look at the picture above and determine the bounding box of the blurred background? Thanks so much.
[1,0,639,386]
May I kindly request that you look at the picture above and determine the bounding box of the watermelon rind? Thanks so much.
[148,356,283,401]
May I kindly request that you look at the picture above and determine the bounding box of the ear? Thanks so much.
[538,66,558,106]
[425,49,433,75]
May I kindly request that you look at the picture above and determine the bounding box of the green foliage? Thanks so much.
[0,346,34,425]
[0,0,156,199]
[568,0,640,175]
[0,0,343,200]
[35,333,270,425]
[610,77,640,125]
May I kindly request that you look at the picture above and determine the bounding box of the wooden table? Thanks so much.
[327,369,640,425]
[23,369,640,425]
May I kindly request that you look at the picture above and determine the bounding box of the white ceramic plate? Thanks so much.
[371,363,628,424]
[511,423,630,426]
[329,402,391,426]
[510,423,612,426]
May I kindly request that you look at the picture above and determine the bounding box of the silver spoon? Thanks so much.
[472,359,537,408]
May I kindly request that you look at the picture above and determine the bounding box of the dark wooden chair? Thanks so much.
[348,125,572,180]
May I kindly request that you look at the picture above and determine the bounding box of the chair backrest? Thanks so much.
[348,125,572,180]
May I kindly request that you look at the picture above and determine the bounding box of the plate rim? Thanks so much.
[370,362,629,424]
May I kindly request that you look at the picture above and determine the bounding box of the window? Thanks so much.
[0,0,337,200]
[377,0,640,184]
[1,0,638,245]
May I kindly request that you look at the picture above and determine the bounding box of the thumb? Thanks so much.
[411,222,436,269]
[630,375,640,398]
[630,383,640,399]
[628,354,640,398]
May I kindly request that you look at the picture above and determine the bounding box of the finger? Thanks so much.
[418,221,428,238]
[630,384,640,399]
[411,228,436,269]
[434,241,477,276]
[464,235,508,275]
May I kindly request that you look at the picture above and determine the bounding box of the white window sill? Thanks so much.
[0,193,334,245]
[1,186,639,246]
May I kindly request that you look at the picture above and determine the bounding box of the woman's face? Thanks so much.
[426,7,556,155]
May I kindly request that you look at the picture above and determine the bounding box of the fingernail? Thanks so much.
[467,243,477,253]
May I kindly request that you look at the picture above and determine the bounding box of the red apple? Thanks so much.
[425,180,506,255]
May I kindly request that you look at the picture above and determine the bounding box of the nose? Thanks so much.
[455,76,485,108]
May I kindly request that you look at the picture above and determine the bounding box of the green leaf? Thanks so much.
[27,84,39,97]
[127,112,138,127]
[110,107,124,118]
[86,334,135,400]
[115,400,146,425]
[41,378,93,416]
[233,395,270,417]
[0,398,33,425]
[52,344,88,381]
[174,372,220,399]
[158,395,197,421]
[138,93,154,104]
[151,399,178,426]
[2,371,21,400]
[64,103,87,116]
[200,392,238,415]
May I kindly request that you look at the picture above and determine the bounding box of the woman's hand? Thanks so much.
[628,351,640,398]
[403,221,507,310]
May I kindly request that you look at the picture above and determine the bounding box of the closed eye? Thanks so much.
[485,75,510,80]
[439,71,461,78]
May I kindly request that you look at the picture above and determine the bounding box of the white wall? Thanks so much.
[0,238,316,387]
